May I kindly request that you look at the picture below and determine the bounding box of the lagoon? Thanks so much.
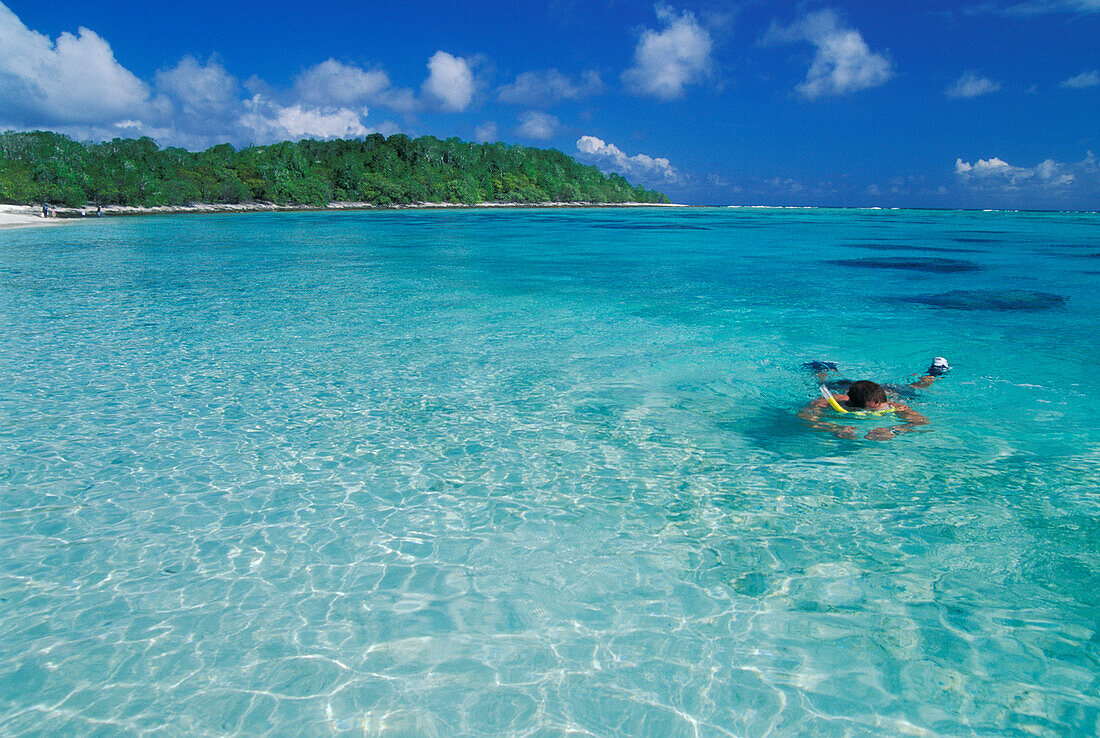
[1,207,1098,735]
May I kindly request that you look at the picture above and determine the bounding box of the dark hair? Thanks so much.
[847,380,887,408]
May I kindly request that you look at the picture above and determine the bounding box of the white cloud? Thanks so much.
[475,121,499,143]
[291,59,391,107]
[955,155,1079,188]
[1060,70,1100,88]
[764,176,804,193]
[0,1,424,148]
[946,72,1003,98]
[377,87,419,114]
[498,69,603,105]
[422,51,476,111]
[290,59,421,113]
[622,5,713,100]
[0,2,150,126]
[576,135,679,182]
[972,0,1100,15]
[516,111,560,139]
[955,156,1014,177]
[239,95,371,142]
[155,56,239,116]
[156,59,395,146]
[765,9,893,99]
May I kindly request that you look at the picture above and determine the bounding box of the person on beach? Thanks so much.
[798,358,950,441]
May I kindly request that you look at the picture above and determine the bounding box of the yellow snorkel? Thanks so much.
[819,384,849,413]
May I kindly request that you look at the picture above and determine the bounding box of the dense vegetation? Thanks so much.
[0,130,668,208]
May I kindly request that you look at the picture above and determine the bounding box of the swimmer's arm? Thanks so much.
[797,398,826,422]
[865,403,930,440]
[799,399,858,439]
[908,373,939,389]
[892,403,929,427]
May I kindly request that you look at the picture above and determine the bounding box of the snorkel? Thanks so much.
[819,385,849,413]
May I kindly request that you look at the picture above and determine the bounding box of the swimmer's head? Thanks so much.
[847,380,887,409]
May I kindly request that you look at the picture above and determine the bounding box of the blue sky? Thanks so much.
[1,0,1097,209]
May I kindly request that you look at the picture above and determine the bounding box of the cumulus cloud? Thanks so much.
[576,135,679,183]
[707,173,733,188]
[498,69,603,105]
[955,156,1016,178]
[475,121,499,143]
[291,59,391,107]
[422,51,476,111]
[955,154,1085,189]
[946,72,1003,98]
[516,111,560,139]
[1060,70,1100,88]
[622,5,713,100]
[290,59,421,114]
[971,0,1100,15]
[0,2,448,148]
[0,2,150,126]
[764,176,805,194]
[239,95,371,142]
[155,59,399,145]
[155,56,239,117]
[377,87,419,113]
[764,9,893,99]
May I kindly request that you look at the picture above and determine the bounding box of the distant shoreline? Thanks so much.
[6,202,1096,230]
[1,200,687,228]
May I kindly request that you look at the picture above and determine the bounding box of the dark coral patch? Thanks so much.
[827,257,983,273]
[1038,246,1100,252]
[897,289,1068,312]
[591,222,709,230]
[846,243,987,254]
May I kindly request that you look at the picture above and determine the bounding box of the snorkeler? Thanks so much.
[798,358,950,441]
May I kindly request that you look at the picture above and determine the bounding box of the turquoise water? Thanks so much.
[1,207,1098,736]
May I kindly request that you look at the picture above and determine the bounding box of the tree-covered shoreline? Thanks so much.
[0,131,669,208]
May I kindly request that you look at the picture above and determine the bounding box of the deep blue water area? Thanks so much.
[1,207,1098,735]
[826,257,985,273]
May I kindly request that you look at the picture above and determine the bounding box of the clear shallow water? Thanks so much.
[1,207,1098,736]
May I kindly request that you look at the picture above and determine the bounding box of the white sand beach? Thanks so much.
[1,200,685,224]
[0,205,69,229]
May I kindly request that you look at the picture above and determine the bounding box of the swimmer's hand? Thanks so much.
[866,418,931,441]
[834,425,859,440]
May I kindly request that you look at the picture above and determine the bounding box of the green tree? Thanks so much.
[0,130,670,208]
